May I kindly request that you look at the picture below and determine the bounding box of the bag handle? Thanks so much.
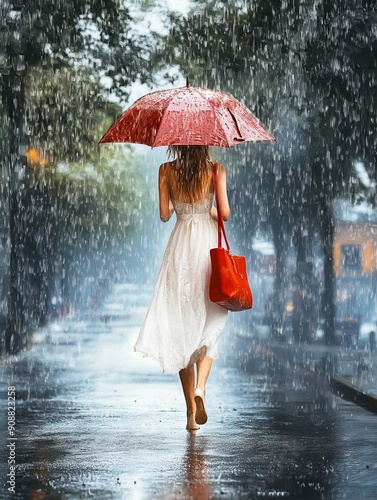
[213,163,231,252]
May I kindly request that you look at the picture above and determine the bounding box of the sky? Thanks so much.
[166,0,190,13]
[123,0,191,105]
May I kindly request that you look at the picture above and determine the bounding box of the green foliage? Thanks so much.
[25,65,121,164]
[22,51,149,251]
[304,0,377,197]
[162,0,376,233]
[1,0,156,99]
[31,145,146,257]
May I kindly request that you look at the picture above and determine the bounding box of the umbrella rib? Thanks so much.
[227,108,245,142]
[153,87,206,146]
[152,96,175,147]
[188,87,232,147]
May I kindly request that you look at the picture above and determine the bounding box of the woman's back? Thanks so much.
[172,194,214,216]
[164,160,214,205]
[159,157,230,223]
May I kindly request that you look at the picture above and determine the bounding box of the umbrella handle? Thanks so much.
[213,163,231,252]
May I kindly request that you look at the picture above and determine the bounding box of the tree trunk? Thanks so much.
[2,3,28,354]
[270,217,287,338]
[5,175,28,353]
[292,224,316,343]
[320,202,336,345]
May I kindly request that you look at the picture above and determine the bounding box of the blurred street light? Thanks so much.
[27,148,47,167]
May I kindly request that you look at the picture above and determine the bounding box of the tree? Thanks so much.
[44,146,145,316]
[303,0,377,342]
[161,0,376,343]
[0,0,154,353]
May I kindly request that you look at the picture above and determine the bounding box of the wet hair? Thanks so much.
[167,145,213,203]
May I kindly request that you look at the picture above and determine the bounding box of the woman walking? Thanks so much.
[134,145,230,430]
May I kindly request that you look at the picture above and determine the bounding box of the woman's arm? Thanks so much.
[159,163,174,222]
[212,162,230,221]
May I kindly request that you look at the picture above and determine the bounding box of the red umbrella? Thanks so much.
[100,85,275,147]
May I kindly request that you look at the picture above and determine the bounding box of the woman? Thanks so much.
[134,145,230,431]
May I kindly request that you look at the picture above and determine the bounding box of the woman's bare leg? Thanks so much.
[179,364,199,429]
[194,356,212,425]
[196,356,212,392]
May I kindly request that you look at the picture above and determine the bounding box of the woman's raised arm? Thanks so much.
[159,163,174,222]
[212,162,230,221]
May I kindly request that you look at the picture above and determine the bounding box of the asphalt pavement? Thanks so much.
[1,283,377,499]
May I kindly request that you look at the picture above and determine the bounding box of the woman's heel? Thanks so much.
[186,412,200,431]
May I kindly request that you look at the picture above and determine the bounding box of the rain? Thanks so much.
[0,0,377,498]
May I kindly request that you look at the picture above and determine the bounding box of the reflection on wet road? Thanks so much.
[1,283,377,499]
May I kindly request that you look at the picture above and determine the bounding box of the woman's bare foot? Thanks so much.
[186,412,200,431]
[194,387,207,425]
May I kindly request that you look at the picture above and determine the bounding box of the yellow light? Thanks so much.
[285,300,294,313]
[27,148,47,166]
[27,148,40,164]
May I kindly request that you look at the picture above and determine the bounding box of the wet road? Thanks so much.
[1,283,377,499]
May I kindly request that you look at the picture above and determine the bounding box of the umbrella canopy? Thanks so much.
[99,86,275,147]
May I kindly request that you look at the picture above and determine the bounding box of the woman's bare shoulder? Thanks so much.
[159,161,176,174]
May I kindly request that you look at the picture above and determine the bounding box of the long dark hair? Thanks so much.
[167,145,213,203]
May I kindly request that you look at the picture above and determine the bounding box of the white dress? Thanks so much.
[134,194,228,374]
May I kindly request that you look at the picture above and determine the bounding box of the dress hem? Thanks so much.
[133,343,219,375]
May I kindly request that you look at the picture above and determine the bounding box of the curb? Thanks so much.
[330,376,377,415]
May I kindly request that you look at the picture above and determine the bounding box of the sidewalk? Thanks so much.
[232,324,377,414]
[1,284,377,499]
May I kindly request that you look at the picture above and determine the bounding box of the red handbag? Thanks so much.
[209,165,253,311]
